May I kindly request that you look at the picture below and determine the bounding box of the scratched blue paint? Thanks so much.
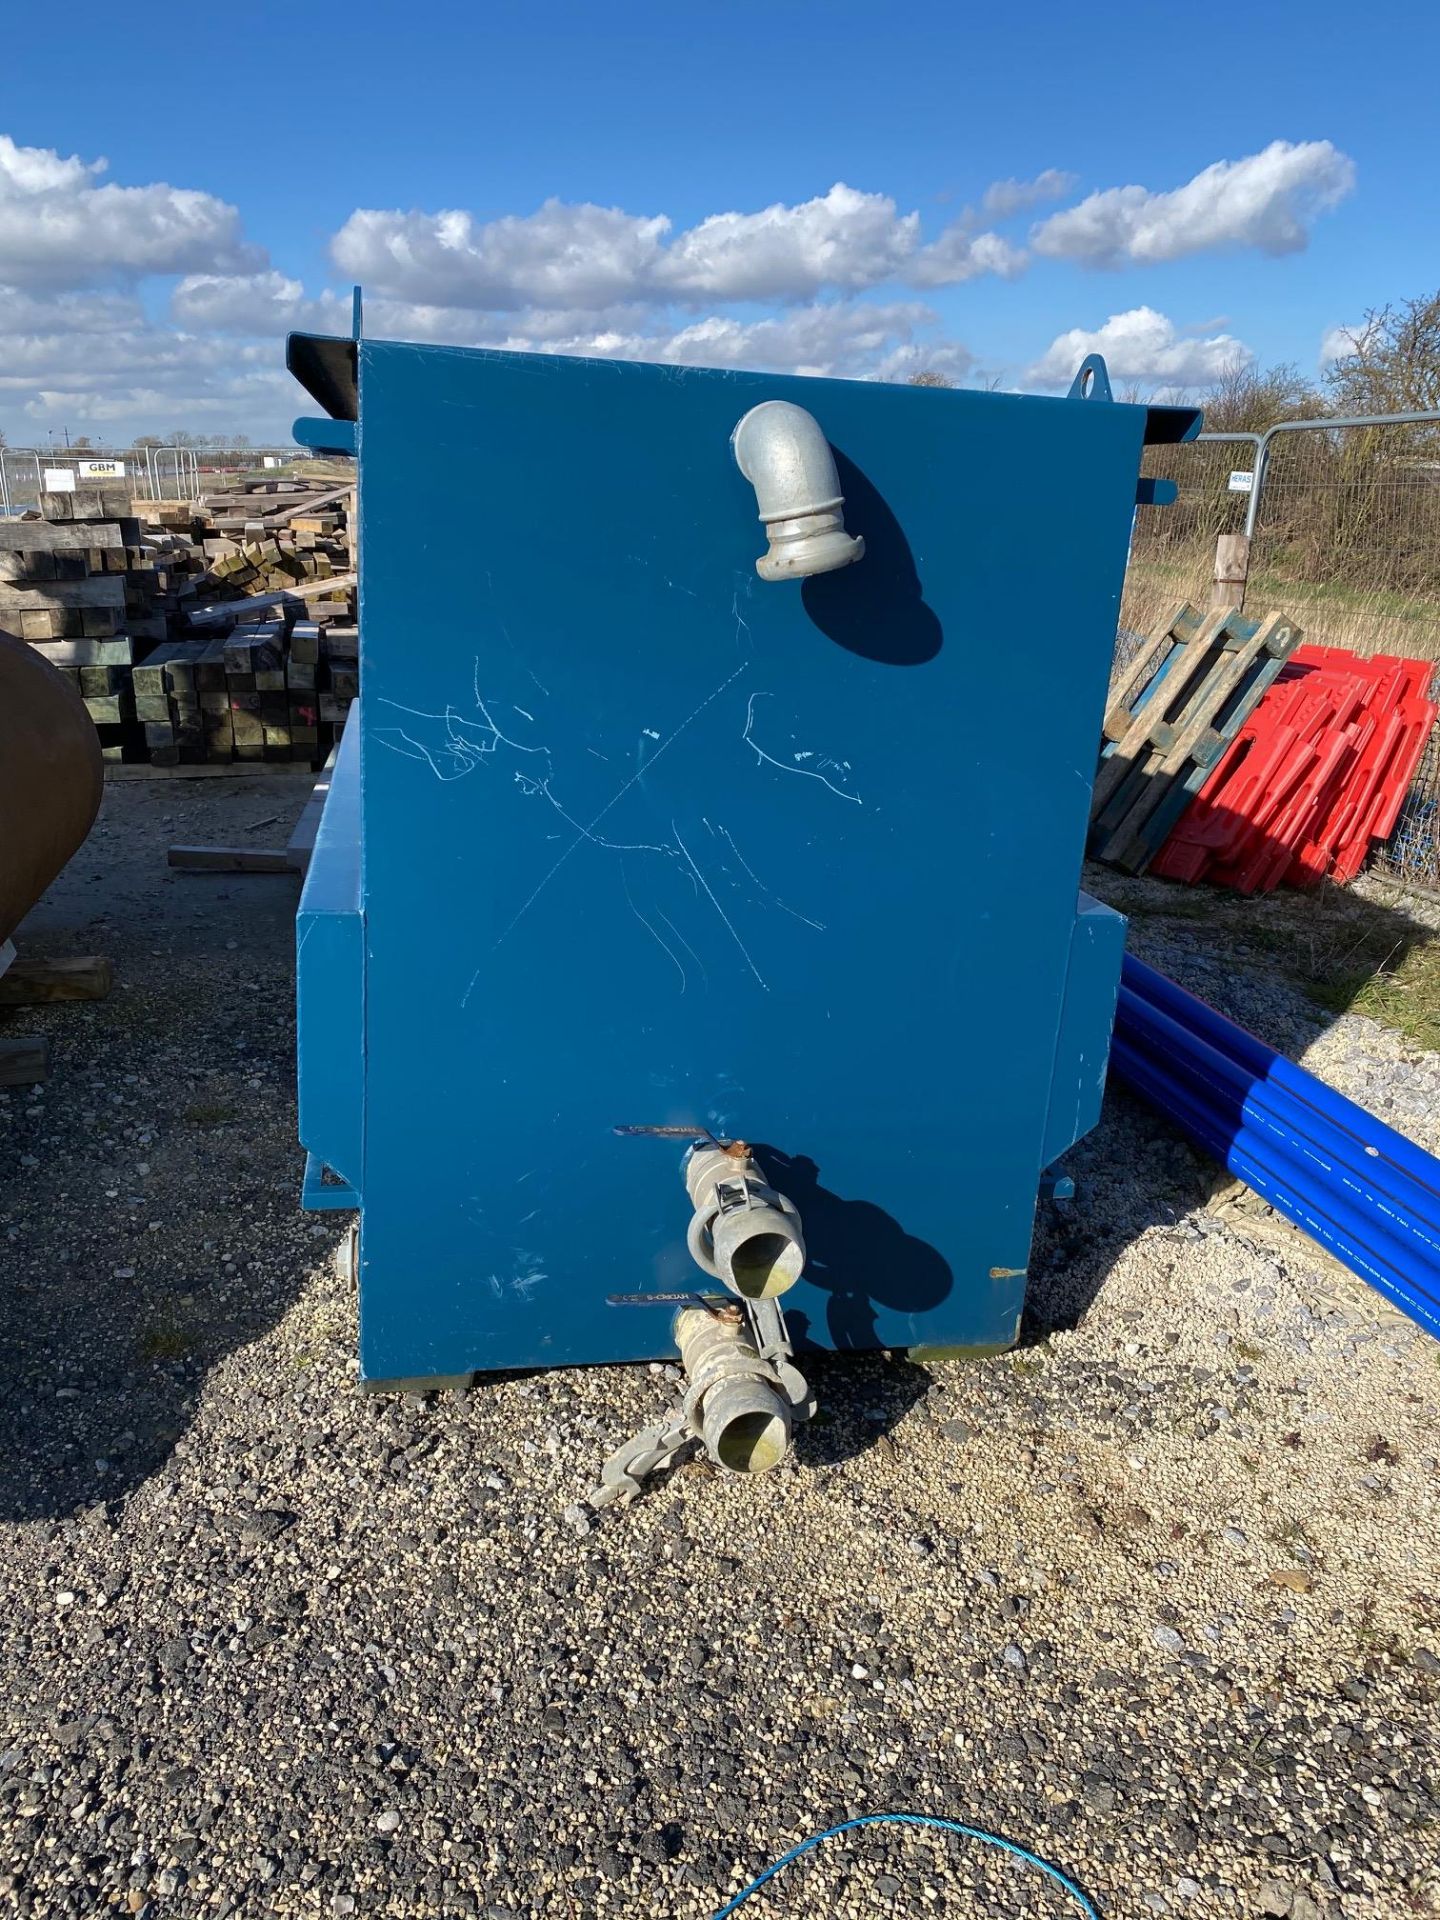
[296,334,1146,1384]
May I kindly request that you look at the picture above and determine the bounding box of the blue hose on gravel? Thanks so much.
[710,1812,1102,1917]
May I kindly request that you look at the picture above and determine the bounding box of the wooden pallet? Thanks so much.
[1090,601,1302,873]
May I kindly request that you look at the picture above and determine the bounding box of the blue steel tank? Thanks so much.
[289,304,1197,1391]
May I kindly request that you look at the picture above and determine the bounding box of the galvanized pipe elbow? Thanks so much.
[731,400,865,582]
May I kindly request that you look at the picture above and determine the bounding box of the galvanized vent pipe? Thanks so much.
[731,401,865,581]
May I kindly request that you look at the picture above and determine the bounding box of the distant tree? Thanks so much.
[1327,291,1440,416]
[71,434,94,450]
[1199,358,1323,433]
[906,370,954,388]
[133,434,163,449]
[0,425,7,450]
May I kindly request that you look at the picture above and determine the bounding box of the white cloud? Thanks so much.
[20,373,292,427]
[0,134,1360,441]
[330,199,673,309]
[653,301,967,378]
[980,169,1077,220]
[872,336,976,383]
[329,180,1021,308]
[473,300,970,382]
[163,273,960,380]
[912,224,1027,286]
[1027,307,1254,390]
[1030,140,1354,267]
[0,287,969,444]
[0,133,261,290]
[0,286,146,335]
[170,270,351,335]
[0,296,298,440]
[656,184,918,300]
[1319,319,1376,366]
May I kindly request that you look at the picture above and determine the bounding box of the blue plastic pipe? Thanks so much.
[1115,986,1440,1272]
[1110,1033,1440,1338]
[1112,1030,1440,1325]
[1123,952,1440,1203]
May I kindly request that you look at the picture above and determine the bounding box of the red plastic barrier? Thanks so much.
[1152,644,1436,893]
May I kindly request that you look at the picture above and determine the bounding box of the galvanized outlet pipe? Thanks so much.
[674,1305,793,1474]
[684,1144,806,1299]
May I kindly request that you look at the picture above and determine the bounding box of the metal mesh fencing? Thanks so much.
[1377,677,1440,887]
[1250,423,1440,660]
[1125,421,1440,658]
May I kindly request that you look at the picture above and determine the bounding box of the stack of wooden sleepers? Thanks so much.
[0,475,356,770]
[163,603,357,763]
[0,489,206,757]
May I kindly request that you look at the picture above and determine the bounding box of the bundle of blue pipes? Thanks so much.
[1111,952,1440,1340]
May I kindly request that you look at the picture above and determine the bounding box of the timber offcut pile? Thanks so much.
[0,475,356,770]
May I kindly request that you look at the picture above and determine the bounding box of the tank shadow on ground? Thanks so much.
[793,1348,933,1469]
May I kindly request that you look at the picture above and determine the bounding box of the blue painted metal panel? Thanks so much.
[298,336,1151,1383]
[293,416,356,456]
[1042,893,1126,1170]
[297,714,363,1197]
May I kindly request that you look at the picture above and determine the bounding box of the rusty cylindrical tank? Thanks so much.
[0,631,103,946]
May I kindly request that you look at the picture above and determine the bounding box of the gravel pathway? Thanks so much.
[0,781,1436,1920]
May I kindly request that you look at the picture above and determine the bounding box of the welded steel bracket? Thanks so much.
[301,1150,359,1212]
[1066,351,1200,507]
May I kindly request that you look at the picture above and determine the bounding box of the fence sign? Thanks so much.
[43,468,75,493]
[1227,470,1255,494]
[77,459,126,479]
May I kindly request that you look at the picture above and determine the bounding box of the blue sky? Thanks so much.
[3,0,1436,444]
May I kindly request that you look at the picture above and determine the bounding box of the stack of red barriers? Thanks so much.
[1152,645,1436,894]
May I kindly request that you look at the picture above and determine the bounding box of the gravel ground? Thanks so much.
[1,779,1437,1920]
